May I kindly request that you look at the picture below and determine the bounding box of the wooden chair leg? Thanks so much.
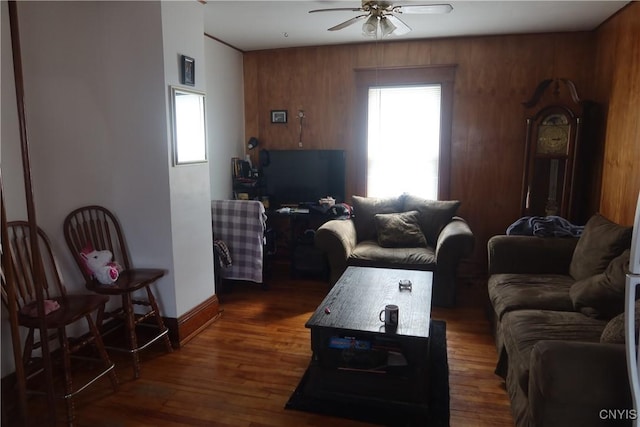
[95,303,106,331]
[58,327,75,427]
[122,293,141,379]
[145,286,173,353]
[23,329,35,370]
[85,315,118,390]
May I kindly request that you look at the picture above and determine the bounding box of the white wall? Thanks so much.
[1,1,26,219]
[0,0,27,378]
[205,38,245,200]
[1,0,216,375]
[161,1,215,316]
[12,1,176,314]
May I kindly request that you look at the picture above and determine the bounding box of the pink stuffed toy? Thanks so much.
[80,245,122,285]
[20,299,60,317]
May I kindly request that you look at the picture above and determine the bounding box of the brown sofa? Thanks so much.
[315,194,474,307]
[488,213,635,427]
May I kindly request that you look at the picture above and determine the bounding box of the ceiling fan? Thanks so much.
[309,1,453,37]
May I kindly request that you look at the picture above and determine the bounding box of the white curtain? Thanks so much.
[367,85,441,199]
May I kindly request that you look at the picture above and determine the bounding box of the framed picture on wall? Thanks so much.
[181,55,195,86]
[271,110,287,123]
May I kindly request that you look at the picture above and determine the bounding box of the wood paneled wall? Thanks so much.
[594,2,640,226]
[243,32,599,273]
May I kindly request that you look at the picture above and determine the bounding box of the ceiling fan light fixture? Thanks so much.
[379,16,396,36]
[313,1,453,38]
[362,14,378,37]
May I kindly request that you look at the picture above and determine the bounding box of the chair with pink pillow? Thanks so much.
[3,221,118,425]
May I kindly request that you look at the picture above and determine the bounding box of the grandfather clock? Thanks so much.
[521,79,595,224]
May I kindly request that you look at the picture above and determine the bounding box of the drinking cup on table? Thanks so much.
[379,304,399,327]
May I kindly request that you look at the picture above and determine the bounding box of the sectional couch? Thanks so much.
[488,213,635,427]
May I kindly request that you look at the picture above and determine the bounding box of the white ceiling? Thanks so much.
[203,1,629,52]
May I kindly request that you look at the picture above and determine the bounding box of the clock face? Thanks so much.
[537,114,570,155]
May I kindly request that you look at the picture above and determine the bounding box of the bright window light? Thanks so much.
[174,91,206,163]
[367,85,441,199]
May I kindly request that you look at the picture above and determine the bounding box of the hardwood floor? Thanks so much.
[11,272,514,426]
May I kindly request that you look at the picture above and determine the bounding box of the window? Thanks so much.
[354,66,456,200]
[367,85,441,199]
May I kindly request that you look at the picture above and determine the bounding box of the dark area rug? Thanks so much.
[285,319,449,427]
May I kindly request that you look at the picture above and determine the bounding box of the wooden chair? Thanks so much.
[3,221,118,425]
[63,205,173,379]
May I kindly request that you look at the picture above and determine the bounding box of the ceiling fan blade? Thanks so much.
[328,14,368,31]
[386,14,411,35]
[393,4,453,14]
[309,7,364,14]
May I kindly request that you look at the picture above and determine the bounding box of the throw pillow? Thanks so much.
[570,250,631,319]
[569,213,632,281]
[601,299,640,344]
[352,195,404,242]
[402,194,461,246]
[374,210,427,248]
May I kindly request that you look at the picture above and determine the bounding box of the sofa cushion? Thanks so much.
[374,210,427,248]
[352,195,404,242]
[569,214,632,281]
[570,250,631,319]
[348,240,435,269]
[488,273,575,320]
[402,194,461,246]
[600,299,640,344]
[502,309,606,398]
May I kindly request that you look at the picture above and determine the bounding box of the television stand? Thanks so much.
[267,209,332,279]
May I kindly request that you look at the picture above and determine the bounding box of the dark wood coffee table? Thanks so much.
[305,266,433,410]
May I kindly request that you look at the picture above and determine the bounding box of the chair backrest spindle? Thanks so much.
[64,206,132,284]
[4,222,66,311]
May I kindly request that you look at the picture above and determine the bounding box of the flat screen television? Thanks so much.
[261,149,346,208]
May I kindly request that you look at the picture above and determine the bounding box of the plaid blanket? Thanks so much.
[213,239,232,268]
[211,200,266,283]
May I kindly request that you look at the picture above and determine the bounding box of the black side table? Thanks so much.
[267,209,332,278]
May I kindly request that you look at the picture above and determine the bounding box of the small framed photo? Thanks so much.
[181,55,195,86]
[271,110,287,124]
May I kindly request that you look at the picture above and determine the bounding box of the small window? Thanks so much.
[367,85,442,199]
[355,66,456,200]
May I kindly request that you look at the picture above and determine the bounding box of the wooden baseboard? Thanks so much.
[163,294,222,348]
